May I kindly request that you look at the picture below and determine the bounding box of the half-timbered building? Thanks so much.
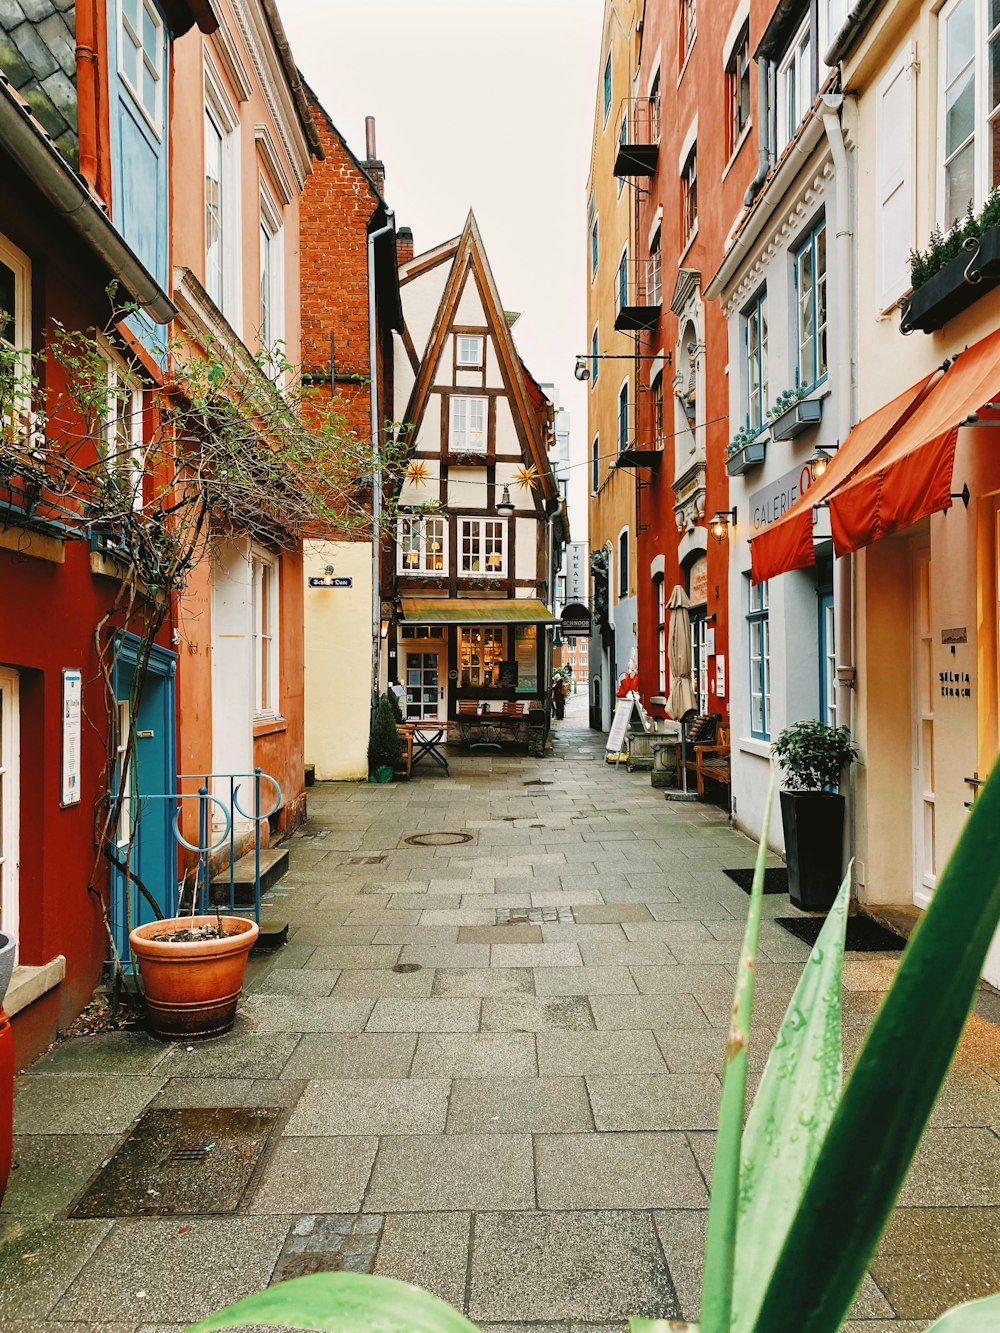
[387,213,569,740]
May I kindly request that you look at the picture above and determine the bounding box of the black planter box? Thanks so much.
[780,789,845,912]
[901,227,1000,334]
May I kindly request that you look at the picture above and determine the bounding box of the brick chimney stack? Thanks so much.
[363,114,385,197]
[397,226,414,265]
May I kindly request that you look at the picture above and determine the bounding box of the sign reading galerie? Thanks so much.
[748,464,815,532]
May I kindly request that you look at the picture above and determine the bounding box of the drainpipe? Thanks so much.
[75,2,99,193]
[368,208,395,719]
[744,59,773,207]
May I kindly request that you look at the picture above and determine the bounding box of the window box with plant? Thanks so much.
[771,719,859,912]
[902,191,1000,334]
[725,424,767,477]
[766,385,822,442]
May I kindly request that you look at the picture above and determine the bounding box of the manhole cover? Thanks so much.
[393,963,422,974]
[344,856,387,865]
[402,831,474,847]
[273,1215,384,1280]
[70,1107,279,1217]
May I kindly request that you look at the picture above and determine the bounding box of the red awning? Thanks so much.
[749,376,933,584]
[828,326,1000,555]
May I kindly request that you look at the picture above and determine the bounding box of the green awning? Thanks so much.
[401,598,556,625]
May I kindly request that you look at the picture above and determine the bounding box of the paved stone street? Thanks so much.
[3,698,1000,1331]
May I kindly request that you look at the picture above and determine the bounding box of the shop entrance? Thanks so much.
[405,649,444,721]
[911,544,936,908]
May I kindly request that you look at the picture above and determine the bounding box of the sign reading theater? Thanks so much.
[749,464,815,532]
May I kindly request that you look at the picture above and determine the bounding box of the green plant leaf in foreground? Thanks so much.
[181,1271,484,1333]
[699,774,775,1333]
[922,1294,1000,1331]
[750,761,1000,1332]
[731,867,850,1332]
[628,1320,696,1332]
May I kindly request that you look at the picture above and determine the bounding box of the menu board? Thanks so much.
[514,625,537,695]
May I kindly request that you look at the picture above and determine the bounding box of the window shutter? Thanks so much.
[875,46,916,311]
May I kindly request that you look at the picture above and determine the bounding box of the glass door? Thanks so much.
[405,651,443,721]
[0,668,19,959]
[911,544,936,908]
[818,591,836,726]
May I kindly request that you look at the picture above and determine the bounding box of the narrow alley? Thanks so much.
[4,704,999,1330]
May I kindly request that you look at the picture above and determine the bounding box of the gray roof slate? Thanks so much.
[0,0,77,165]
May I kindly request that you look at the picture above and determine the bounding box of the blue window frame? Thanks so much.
[794,220,828,390]
[744,289,767,430]
[617,381,629,452]
[616,247,628,313]
[592,436,600,492]
[591,217,599,278]
[591,327,599,384]
[747,578,770,739]
[818,589,836,727]
[603,52,613,122]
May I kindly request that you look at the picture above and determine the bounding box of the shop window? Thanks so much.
[400,625,444,640]
[938,0,1000,228]
[778,18,813,151]
[744,289,768,430]
[252,550,279,718]
[726,24,751,157]
[449,396,487,453]
[398,516,447,574]
[748,579,771,739]
[795,221,828,390]
[459,517,506,575]
[618,528,629,598]
[460,626,505,688]
[681,144,698,248]
[457,335,484,367]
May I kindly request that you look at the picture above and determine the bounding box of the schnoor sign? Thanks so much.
[748,463,815,533]
[559,601,592,638]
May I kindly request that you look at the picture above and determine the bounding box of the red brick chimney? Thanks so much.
[397,226,414,265]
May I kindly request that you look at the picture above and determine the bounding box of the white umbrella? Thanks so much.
[666,585,696,719]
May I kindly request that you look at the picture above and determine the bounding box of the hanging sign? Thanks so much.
[560,602,592,639]
[61,668,82,807]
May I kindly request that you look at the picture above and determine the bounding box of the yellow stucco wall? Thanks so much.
[303,541,374,781]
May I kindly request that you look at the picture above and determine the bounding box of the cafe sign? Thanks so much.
[560,601,592,639]
[748,463,815,533]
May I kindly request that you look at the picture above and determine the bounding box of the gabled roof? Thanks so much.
[398,211,559,506]
[300,75,381,199]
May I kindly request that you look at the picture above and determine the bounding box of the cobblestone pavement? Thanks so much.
[3,695,1000,1331]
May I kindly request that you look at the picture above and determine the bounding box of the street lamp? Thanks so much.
[496,484,515,515]
[711,507,737,543]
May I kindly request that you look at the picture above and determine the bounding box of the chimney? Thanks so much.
[397,226,414,266]
[363,114,385,196]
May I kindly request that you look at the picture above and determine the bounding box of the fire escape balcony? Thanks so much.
[613,97,660,177]
[614,256,662,333]
[616,394,665,469]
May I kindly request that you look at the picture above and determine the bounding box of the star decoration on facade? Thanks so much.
[513,463,539,491]
[404,461,429,487]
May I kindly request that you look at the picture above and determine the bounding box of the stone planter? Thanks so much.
[725,438,767,477]
[901,228,1000,334]
[768,397,822,442]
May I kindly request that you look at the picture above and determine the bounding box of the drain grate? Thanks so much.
[523,779,552,787]
[273,1214,384,1281]
[70,1107,279,1217]
[344,855,387,865]
[497,906,573,925]
[402,831,474,847]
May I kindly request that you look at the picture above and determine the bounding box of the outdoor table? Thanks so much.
[468,715,503,752]
[412,726,450,774]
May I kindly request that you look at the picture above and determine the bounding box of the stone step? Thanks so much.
[210,847,289,906]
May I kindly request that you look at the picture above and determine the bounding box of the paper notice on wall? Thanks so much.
[62,668,82,806]
[715,656,726,700]
[514,625,537,695]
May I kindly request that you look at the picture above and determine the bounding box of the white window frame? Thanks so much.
[656,576,666,695]
[617,377,630,453]
[616,243,629,316]
[778,18,812,150]
[591,434,600,493]
[251,549,280,719]
[118,0,164,137]
[458,517,507,577]
[820,0,850,63]
[102,350,145,510]
[795,220,828,390]
[259,181,285,384]
[748,578,771,740]
[744,288,768,430]
[0,232,31,439]
[449,395,488,454]
[0,668,19,962]
[875,46,917,310]
[456,334,484,368]
[204,60,242,331]
[397,515,448,574]
[938,0,999,228]
[681,143,698,248]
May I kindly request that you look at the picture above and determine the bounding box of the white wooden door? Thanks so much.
[0,668,19,958]
[911,545,936,908]
[405,651,444,721]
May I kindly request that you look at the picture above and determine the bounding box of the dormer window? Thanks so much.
[457,335,484,368]
[778,19,812,150]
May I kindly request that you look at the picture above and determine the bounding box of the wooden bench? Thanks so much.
[675,713,722,789]
[696,725,731,801]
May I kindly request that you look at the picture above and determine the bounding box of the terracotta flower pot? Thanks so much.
[129,915,259,1041]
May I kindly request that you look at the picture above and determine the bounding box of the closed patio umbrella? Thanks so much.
[666,585,696,719]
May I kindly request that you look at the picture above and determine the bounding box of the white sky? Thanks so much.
[278,0,604,539]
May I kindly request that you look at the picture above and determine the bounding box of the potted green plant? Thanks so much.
[767,384,821,441]
[902,190,1000,333]
[368,695,402,782]
[770,719,859,911]
[725,424,767,477]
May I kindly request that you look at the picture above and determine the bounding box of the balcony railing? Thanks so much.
[615,257,663,332]
[615,393,665,469]
[613,97,661,177]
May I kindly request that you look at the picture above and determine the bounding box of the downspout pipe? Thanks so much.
[368,209,395,718]
[744,59,773,207]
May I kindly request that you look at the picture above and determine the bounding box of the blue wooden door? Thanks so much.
[111,638,177,957]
